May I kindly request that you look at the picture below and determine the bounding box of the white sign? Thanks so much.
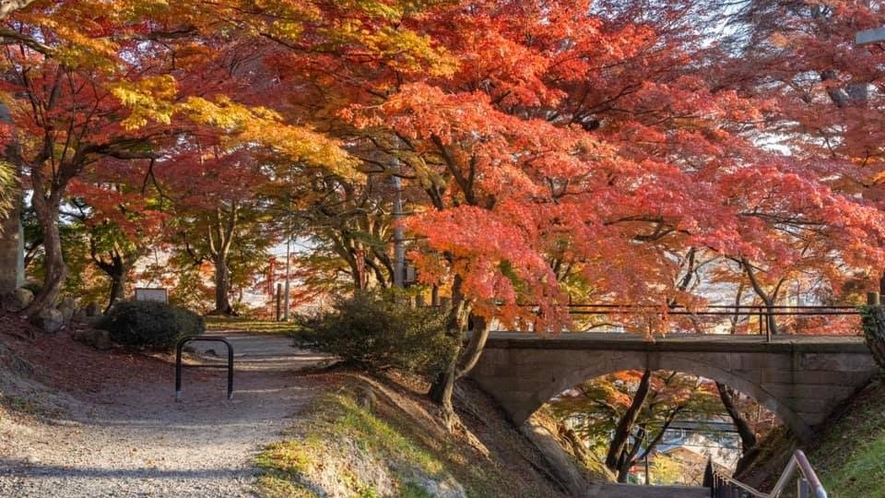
[135,287,168,303]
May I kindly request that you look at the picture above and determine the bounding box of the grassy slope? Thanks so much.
[806,376,885,498]
[742,375,885,497]
[253,371,604,498]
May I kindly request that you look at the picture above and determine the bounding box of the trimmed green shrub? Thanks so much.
[97,300,205,350]
[297,291,455,377]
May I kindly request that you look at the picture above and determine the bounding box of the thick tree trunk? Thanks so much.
[91,240,139,313]
[615,454,631,483]
[717,382,757,454]
[428,274,472,430]
[209,205,237,315]
[107,271,125,311]
[456,315,490,377]
[214,253,232,314]
[428,314,492,431]
[22,190,66,317]
[428,354,458,430]
[879,270,885,296]
[605,369,652,473]
[616,425,646,483]
[104,256,127,313]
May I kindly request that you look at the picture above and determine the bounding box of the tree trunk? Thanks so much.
[879,269,885,296]
[428,354,458,430]
[214,252,232,314]
[742,259,780,335]
[91,237,139,313]
[616,425,646,483]
[208,205,237,315]
[103,254,127,313]
[22,188,66,317]
[615,453,631,483]
[606,369,652,473]
[427,313,492,431]
[717,382,757,453]
[428,273,471,430]
[456,314,491,377]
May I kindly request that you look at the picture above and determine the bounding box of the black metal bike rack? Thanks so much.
[175,337,234,401]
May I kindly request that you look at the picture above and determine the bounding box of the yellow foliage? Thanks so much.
[181,96,356,177]
[110,75,179,130]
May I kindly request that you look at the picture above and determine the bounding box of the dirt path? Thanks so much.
[0,329,327,498]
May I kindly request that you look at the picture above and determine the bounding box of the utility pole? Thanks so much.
[282,197,293,321]
[392,169,405,289]
[283,234,291,320]
[856,26,885,296]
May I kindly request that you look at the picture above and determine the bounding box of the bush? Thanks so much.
[97,300,205,350]
[297,291,455,377]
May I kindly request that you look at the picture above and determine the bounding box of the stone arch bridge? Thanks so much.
[469,332,877,439]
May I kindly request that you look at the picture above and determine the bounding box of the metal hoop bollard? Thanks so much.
[175,337,234,401]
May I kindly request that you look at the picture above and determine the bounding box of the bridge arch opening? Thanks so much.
[528,353,803,437]
[544,367,782,485]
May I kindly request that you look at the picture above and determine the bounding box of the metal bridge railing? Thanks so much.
[703,450,827,498]
[565,304,861,339]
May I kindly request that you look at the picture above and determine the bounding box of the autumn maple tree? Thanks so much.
[243,0,885,424]
[293,171,405,292]
[64,159,168,311]
[335,0,868,421]
[0,1,208,313]
[1,0,884,435]
[0,1,353,315]
[709,1,885,309]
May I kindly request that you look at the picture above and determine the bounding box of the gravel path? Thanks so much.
[0,332,327,498]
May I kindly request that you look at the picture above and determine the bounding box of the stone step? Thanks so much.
[583,483,710,498]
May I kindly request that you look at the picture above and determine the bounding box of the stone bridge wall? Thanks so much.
[469,334,877,439]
